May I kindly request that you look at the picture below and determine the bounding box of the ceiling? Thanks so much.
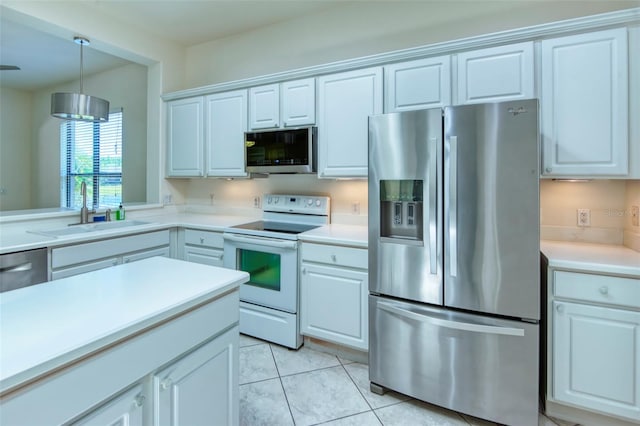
[0,0,348,91]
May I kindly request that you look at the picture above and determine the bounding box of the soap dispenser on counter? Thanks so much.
[115,203,125,220]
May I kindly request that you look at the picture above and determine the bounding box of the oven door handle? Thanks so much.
[223,233,298,250]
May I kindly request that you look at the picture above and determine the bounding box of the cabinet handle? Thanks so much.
[599,286,608,295]
[545,167,552,173]
[556,304,564,313]
[331,254,337,262]
[302,268,307,275]
[124,258,131,263]
[160,378,173,390]
[133,394,145,408]
[200,237,204,244]
[112,259,119,266]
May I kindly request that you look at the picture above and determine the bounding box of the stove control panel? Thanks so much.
[264,194,331,216]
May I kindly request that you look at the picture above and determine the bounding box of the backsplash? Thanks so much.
[176,176,639,250]
[181,175,369,226]
[540,179,640,250]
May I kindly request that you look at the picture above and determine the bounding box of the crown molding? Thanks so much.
[163,7,639,101]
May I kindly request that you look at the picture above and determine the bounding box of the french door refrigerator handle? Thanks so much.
[428,137,437,275]
[378,301,525,336]
[446,136,457,277]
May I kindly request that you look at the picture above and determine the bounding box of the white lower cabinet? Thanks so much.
[51,230,171,280]
[155,327,238,426]
[182,228,225,267]
[300,242,368,350]
[73,383,145,426]
[548,270,640,423]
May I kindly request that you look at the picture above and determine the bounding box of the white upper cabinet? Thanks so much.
[456,41,534,105]
[317,67,383,178]
[281,78,316,127]
[385,56,451,112]
[541,28,628,177]
[167,97,204,177]
[249,84,279,129]
[249,78,315,130]
[205,90,248,177]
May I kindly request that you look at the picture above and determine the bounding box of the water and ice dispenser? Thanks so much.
[379,180,423,244]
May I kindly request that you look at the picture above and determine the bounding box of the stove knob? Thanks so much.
[274,197,279,204]
[267,197,272,204]
[306,199,313,206]
[315,199,322,207]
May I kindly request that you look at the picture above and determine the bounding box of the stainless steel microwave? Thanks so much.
[245,126,317,174]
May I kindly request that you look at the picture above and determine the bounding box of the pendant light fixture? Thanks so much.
[51,36,109,122]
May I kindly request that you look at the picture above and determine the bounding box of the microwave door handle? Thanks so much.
[445,136,457,278]
[222,233,297,250]
[378,301,524,337]
[428,136,437,275]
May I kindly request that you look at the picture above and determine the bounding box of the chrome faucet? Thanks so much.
[79,181,95,224]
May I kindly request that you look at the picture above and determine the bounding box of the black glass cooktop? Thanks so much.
[232,220,319,235]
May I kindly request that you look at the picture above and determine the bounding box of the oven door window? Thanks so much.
[238,249,281,291]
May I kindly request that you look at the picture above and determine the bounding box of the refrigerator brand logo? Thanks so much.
[507,106,528,116]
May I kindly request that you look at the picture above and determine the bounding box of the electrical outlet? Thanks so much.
[632,205,639,227]
[352,201,360,215]
[253,196,261,208]
[577,208,591,227]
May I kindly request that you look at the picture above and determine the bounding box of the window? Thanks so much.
[60,110,123,209]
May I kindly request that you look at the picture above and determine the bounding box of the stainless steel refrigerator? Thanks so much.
[368,99,540,426]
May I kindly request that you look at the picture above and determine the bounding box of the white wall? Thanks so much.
[25,63,148,209]
[185,1,638,87]
[0,87,32,210]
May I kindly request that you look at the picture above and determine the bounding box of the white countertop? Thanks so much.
[299,224,368,248]
[0,212,255,254]
[0,211,368,253]
[0,257,248,394]
[541,240,640,277]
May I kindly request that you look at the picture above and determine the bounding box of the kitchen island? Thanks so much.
[0,256,248,425]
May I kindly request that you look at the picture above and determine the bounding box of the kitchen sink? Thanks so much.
[29,220,151,237]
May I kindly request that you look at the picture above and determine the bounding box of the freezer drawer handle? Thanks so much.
[0,262,32,273]
[378,301,525,337]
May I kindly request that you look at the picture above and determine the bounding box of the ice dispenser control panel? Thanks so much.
[380,180,423,243]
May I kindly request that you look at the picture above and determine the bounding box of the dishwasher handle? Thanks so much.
[0,262,33,273]
[223,233,297,250]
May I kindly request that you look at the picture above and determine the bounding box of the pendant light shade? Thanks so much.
[51,37,109,122]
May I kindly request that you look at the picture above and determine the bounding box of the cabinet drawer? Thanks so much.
[554,271,640,309]
[184,229,224,248]
[52,230,169,269]
[301,243,367,269]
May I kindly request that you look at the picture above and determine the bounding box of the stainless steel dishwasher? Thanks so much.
[0,248,48,292]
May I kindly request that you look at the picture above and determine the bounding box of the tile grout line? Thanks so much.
[339,361,386,425]
[269,343,298,426]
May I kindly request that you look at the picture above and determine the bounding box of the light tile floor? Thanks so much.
[239,334,579,426]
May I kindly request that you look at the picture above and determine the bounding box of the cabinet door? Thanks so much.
[385,56,451,112]
[184,246,224,267]
[300,262,368,350]
[541,28,628,177]
[72,383,145,426]
[123,246,170,264]
[281,78,316,127]
[205,90,248,177]
[456,41,534,105]
[317,67,383,178]
[249,84,279,129]
[553,301,640,421]
[51,257,120,280]
[167,97,204,177]
[156,327,238,426]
